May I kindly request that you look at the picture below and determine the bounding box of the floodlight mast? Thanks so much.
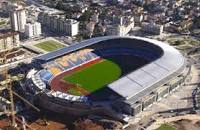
[0,37,17,127]
[0,32,39,129]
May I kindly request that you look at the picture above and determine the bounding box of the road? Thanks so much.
[0,57,32,72]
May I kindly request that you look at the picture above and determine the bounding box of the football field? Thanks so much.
[35,40,65,52]
[63,59,122,95]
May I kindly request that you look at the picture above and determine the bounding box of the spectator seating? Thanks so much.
[39,69,54,83]
[49,67,62,75]
[94,47,159,60]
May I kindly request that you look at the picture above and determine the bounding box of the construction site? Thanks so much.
[0,33,38,129]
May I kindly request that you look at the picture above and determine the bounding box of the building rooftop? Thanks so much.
[0,32,19,39]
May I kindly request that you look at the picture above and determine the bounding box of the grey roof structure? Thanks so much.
[34,36,185,104]
[107,37,185,104]
[35,37,108,61]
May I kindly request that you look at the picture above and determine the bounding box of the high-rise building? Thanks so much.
[25,22,42,38]
[10,4,26,32]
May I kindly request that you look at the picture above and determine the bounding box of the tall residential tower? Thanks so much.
[10,4,26,32]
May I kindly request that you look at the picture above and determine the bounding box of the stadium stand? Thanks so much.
[32,73,46,90]
[24,36,187,121]
[56,56,73,69]
[38,44,162,86]
[51,91,88,102]
[38,70,53,83]
[49,67,62,75]
[41,49,100,78]
[94,47,159,60]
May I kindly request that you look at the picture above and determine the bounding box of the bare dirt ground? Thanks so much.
[27,112,75,130]
[29,119,68,130]
[147,114,200,130]
[0,119,10,129]
[172,119,200,130]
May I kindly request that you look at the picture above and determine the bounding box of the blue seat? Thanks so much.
[83,53,91,61]
[39,70,53,83]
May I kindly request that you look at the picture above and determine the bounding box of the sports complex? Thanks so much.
[23,36,188,122]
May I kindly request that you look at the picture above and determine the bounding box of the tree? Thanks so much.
[56,1,64,10]
[79,10,92,22]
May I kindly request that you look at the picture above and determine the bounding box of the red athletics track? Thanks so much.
[50,58,103,93]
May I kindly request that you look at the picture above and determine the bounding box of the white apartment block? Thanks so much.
[10,4,26,32]
[64,19,79,36]
[25,22,42,38]
[38,13,79,36]
[0,32,20,52]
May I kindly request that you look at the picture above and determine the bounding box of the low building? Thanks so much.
[0,32,20,52]
[25,22,42,38]
[0,49,25,64]
[91,12,99,23]
[141,22,164,35]
[106,16,134,36]
[86,22,96,37]
[1,1,11,14]
[134,14,143,25]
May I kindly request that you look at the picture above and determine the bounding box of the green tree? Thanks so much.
[56,1,64,10]
[79,10,92,22]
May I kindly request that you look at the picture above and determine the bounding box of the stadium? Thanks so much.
[23,36,187,122]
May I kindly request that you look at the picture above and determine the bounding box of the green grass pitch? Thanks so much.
[157,124,176,130]
[35,40,65,52]
[63,60,122,95]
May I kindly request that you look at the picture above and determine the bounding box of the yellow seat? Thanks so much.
[49,67,62,75]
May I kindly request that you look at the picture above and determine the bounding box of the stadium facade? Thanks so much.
[22,36,188,122]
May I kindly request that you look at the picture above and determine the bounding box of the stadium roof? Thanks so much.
[107,37,185,104]
[35,36,185,104]
[35,37,112,61]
